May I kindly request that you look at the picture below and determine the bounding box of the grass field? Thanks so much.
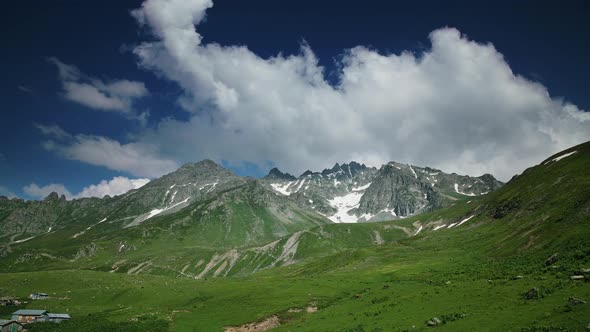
[2,221,589,331]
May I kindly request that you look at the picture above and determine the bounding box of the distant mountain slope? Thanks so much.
[0,180,329,275]
[253,140,590,266]
[262,161,502,222]
[0,156,505,277]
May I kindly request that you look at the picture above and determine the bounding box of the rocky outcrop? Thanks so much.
[262,160,503,222]
[75,243,98,259]
[264,168,296,181]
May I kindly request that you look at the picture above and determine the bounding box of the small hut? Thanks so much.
[47,313,71,323]
[0,319,24,331]
[11,309,48,323]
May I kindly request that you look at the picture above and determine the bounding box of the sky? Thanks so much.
[1,0,589,200]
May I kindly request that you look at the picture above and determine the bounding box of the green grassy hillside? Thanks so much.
[0,181,329,278]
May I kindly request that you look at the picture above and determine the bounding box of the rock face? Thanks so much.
[262,161,503,223]
[74,243,98,259]
[261,162,378,222]
[355,163,442,219]
[264,168,296,181]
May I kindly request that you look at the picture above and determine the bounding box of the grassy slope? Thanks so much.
[1,142,589,331]
[0,182,329,278]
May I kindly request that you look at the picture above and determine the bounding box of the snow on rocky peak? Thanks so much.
[326,191,364,223]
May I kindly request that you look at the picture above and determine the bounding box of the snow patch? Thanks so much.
[352,182,371,191]
[414,225,423,235]
[433,224,447,231]
[296,179,306,192]
[13,236,36,244]
[457,215,475,226]
[145,197,190,220]
[454,183,476,196]
[547,150,577,164]
[409,165,417,179]
[72,217,107,238]
[359,213,374,220]
[327,191,364,223]
[379,208,397,217]
[271,181,293,195]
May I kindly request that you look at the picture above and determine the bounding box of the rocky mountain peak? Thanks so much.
[264,167,297,181]
[180,159,221,170]
[44,192,63,202]
[300,170,315,177]
[171,159,234,179]
[319,161,370,178]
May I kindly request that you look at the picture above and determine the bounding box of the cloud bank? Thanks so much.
[23,183,72,199]
[47,0,590,181]
[73,176,150,199]
[0,185,16,198]
[23,177,150,200]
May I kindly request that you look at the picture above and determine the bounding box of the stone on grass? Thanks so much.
[426,317,442,327]
[568,297,586,305]
[524,288,539,300]
[545,253,559,266]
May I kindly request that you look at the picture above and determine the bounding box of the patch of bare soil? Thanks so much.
[224,315,280,332]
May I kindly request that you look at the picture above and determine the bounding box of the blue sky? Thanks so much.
[1,0,589,200]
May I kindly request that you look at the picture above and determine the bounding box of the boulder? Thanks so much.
[569,297,586,305]
[544,253,559,266]
[524,288,539,300]
[426,317,442,327]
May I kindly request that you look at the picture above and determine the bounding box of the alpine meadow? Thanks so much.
[1,0,590,331]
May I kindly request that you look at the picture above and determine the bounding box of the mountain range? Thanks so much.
[0,157,502,278]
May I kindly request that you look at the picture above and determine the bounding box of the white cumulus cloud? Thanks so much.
[0,185,16,198]
[23,183,72,199]
[23,177,150,200]
[39,0,590,182]
[37,125,178,178]
[48,57,149,119]
[74,176,150,199]
[124,0,590,181]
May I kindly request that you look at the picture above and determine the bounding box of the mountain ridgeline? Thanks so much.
[263,161,503,222]
[0,157,502,277]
